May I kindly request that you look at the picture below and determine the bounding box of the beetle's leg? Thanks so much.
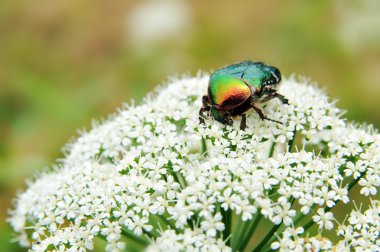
[260,89,289,104]
[273,92,289,104]
[199,107,210,124]
[240,113,247,130]
[251,101,283,124]
[199,95,211,124]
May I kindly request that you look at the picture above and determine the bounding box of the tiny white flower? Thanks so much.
[358,177,378,196]
[200,213,225,237]
[272,202,296,226]
[313,208,334,230]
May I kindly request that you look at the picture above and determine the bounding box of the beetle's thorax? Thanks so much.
[248,84,262,102]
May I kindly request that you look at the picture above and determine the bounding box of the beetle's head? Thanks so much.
[260,64,281,86]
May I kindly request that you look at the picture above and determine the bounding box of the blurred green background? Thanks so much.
[1,0,379,251]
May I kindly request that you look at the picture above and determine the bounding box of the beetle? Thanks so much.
[199,60,289,130]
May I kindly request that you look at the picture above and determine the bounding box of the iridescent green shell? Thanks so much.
[208,60,282,111]
[208,75,251,110]
[213,60,281,88]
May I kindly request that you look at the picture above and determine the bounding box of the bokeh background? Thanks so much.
[1,0,379,251]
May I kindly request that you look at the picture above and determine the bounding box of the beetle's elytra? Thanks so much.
[199,60,289,130]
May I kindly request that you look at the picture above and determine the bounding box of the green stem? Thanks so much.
[260,197,296,251]
[237,211,262,252]
[263,208,307,250]
[201,136,207,156]
[345,171,366,194]
[289,196,296,208]
[232,216,243,249]
[243,171,278,251]
[243,133,295,252]
[221,208,232,246]
[121,229,149,246]
[293,209,310,226]
[166,161,187,188]
[243,140,277,251]
[252,222,282,252]
[157,214,177,231]
[171,170,186,188]
[288,130,297,152]
[143,229,158,239]
[268,142,276,158]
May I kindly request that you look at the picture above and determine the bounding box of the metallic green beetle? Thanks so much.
[199,60,289,130]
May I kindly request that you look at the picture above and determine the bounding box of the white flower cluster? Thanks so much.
[146,228,231,252]
[9,75,379,252]
[272,200,380,251]
[337,200,380,251]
